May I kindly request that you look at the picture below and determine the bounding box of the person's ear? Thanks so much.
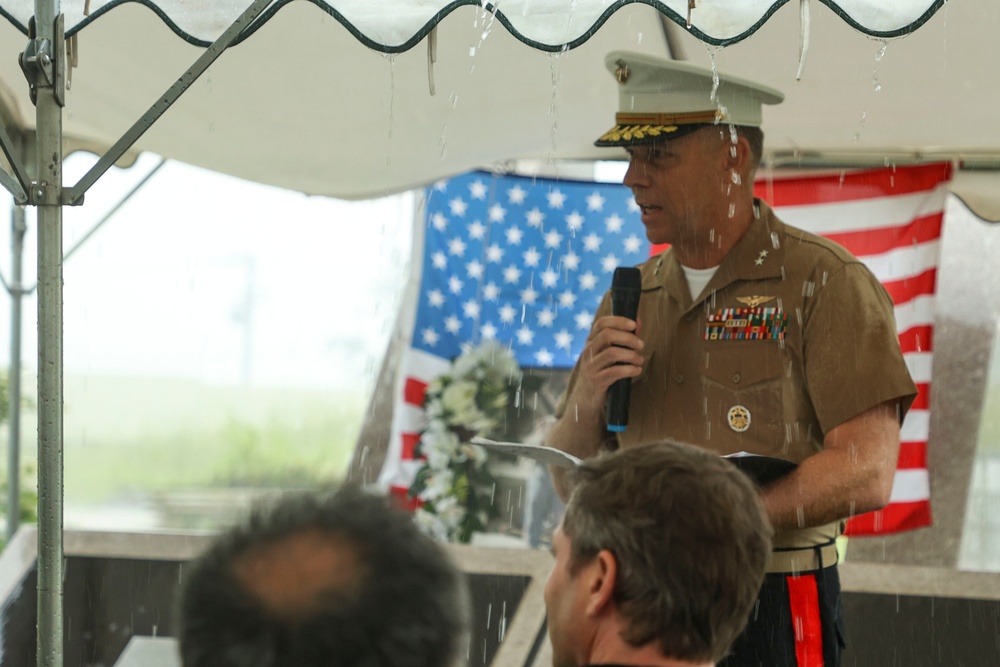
[723,132,752,181]
[584,549,619,616]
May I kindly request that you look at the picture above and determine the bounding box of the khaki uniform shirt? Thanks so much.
[558,201,917,550]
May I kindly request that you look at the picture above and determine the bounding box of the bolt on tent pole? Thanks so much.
[30,0,65,664]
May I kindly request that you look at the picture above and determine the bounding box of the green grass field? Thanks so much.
[11,373,367,507]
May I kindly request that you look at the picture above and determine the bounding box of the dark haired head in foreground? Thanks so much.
[179,487,467,667]
[546,441,773,667]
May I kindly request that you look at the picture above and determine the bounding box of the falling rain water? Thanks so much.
[498,601,508,641]
[854,40,889,143]
[385,54,396,167]
[549,52,564,153]
[479,0,499,41]
[707,47,722,101]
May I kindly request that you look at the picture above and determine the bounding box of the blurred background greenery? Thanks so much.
[1,371,363,539]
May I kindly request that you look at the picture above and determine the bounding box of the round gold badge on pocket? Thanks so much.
[727,405,751,432]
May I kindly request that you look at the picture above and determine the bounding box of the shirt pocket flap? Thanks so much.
[702,345,783,389]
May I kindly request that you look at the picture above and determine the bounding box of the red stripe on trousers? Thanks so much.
[787,573,824,667]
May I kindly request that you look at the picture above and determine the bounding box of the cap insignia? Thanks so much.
[614,60,630,85]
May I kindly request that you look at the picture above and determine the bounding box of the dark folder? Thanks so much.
[724,453,798,486]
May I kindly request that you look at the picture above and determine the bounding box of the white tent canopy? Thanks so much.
[3,0,996,203]
[1,1,946,49]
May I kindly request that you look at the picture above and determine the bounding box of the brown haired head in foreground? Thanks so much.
[178,487,467,667]
[546,441,773,667]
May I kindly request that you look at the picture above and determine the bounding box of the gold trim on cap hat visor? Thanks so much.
[614,110,725,125]
[596,124,681,145]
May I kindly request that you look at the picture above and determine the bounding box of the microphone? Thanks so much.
[606,266,642,433]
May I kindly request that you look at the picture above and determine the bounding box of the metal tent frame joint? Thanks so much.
[17,14,65,107]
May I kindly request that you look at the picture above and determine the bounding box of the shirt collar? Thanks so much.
[645,199,786,311]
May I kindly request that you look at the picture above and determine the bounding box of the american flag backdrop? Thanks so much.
[759,163,950,535]
[378,163,951,536]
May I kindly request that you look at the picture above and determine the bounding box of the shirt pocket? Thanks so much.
[700,343,785,453]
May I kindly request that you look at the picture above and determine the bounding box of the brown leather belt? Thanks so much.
[766,542,839,574]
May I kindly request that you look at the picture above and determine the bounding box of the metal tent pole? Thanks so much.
[7,201,26,541]
[10,2,274,664]
[30,0,65,664]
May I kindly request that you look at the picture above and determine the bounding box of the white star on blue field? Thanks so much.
[413,171,648,368]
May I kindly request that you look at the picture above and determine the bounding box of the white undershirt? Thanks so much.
[681,264,720,301]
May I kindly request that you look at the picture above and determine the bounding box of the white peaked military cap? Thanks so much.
[595,51,784,147]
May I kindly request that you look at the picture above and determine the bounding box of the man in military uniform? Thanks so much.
[548,52,917,667]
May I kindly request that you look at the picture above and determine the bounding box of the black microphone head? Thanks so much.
[610,266,642,319]
[611,266,642,291]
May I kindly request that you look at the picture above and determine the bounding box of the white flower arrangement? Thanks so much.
[409,341,520,543]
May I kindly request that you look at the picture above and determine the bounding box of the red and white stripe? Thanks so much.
[761,162,951,535]
[379,348,449,508]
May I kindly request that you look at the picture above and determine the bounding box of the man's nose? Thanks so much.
[623,160,648,189]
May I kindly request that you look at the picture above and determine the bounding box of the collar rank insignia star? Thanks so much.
[736,295,775,308]
[754,249,768,266]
